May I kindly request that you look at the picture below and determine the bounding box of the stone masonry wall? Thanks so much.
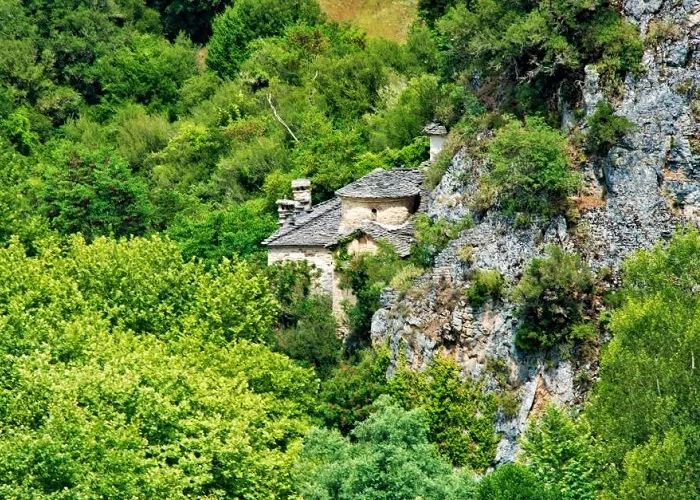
[339,197,416,232]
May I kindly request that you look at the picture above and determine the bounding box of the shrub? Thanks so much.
[318,348,391,435]
[388,357,499,470]
[514,246,595,351]
[437,1,642,113]
[299,396,475,499]
[477,464,552,500]
[411,214,474,267]
[486,116,579,216]
[466,269,505,308]
[586,100,635,155]
[390,263,424,293]
[274,295,341,379]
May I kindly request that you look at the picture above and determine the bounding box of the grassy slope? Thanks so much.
[319,0,417,42]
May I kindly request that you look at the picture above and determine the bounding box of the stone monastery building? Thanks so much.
[263,123,447,316]
[263,168,424,313]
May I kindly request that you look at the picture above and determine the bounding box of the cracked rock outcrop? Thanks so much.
[372,0,700,464]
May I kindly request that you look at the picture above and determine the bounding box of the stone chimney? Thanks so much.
[276,199,297,227]
[292,179,312,212]
[423,122,448,162]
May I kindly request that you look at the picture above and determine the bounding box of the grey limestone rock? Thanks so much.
[372,0,700,464]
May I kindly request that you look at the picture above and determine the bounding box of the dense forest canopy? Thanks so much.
[0,0,696,497]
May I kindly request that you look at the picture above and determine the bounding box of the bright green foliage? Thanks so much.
[0,235,277,355]
[336,242,414,349]
[586,229,700,497]
[388,357,498,470]
[298,395,475,499]
[367,74,478,150]
[522,406,598,500]
[319,349,392,435]
[36,144,153,240]
[0,335,317,498]
[514,246,595,351]
[0,234,314,498]
[275,296,341,379]
[436,0,642,113]
[167,199,277,267]
[0,138,52,249]
[412,213,474,267]
[586,100,635,155]
[477,463,552,500]
[466,269,505,308]
[96,33,198,115]
[207,0,324,78]
[487,116,578,215]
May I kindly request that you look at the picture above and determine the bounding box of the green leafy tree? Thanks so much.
[319,349,392,435]
[36,144,153,240]
[298,395,475,499]
[275,295,341,379]
[514,246,596,351]
[586,229,700,497]
[167,199,277,267]
[522,406,598,500]
[487,116,578,215]
[96,33,198,114]
[388,357,499,470]
[477,464,552,500]
[207,0,323,78]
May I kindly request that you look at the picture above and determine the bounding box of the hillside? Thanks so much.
[319,0,418,41]
[0,0,699,497]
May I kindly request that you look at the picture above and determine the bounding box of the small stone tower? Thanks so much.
[424,122,448,162]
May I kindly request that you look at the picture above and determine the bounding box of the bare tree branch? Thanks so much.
[267,94,299,142]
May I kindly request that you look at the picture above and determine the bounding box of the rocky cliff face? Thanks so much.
[372,0,700,464]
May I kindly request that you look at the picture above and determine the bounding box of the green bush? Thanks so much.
[318,348,392,435]
[466,269,505,308]
[586,100,635,155]
[477,464,552,500]
[514,246,595,351]
[388,357,499,470]
[299,396,475,499]
[207,0,323,78]
[36,143,153,240]
[411,214,475,267]
[486,116,579,216]
[274,295,341,379]
[436,0,642,113]
[336,242,411,350]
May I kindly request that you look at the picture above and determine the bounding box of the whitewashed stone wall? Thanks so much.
[339,197,415,232]
[429,135,447,161]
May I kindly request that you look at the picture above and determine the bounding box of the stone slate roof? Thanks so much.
[262,198,341,248]
[350,221,415,257]
[423,122,447,135]
[335,168,423,199]
[264,168,425,250]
